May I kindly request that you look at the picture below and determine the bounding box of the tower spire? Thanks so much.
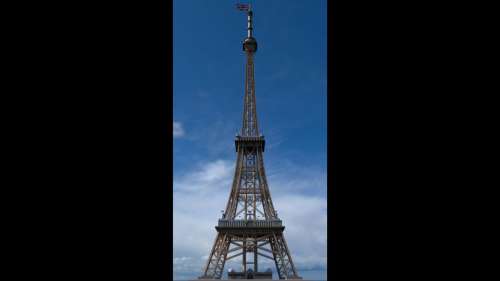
[247,6,253,38]
[241,6,259,136]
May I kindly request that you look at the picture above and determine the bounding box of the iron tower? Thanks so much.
[199,5,302,280]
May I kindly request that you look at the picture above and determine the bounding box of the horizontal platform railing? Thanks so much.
[234,135,266,152]
[218,219,282,228]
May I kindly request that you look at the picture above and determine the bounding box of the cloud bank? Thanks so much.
[173,158,327,279]
[173,121,185,138]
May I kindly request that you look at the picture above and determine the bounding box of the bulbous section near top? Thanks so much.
[243,36,258,53]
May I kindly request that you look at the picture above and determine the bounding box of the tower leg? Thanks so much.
[254,237,258,272]
[269,233,302,279]
[242,238,247,276]
[199,233,231,279]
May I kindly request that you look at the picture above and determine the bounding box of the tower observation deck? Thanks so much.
[198,4,302,280]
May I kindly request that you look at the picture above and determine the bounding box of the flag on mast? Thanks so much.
[236,3,250,11]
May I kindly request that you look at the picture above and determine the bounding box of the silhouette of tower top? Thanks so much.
[242,8,257,53]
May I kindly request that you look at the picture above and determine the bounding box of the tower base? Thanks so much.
[228,271,272,279]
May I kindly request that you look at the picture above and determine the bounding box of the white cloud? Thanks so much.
[173,121,185,138]
[185,118,238,158]
[173,159,234,275]
[173,158,327,278]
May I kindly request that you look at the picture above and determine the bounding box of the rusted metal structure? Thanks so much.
[198,5,302,280]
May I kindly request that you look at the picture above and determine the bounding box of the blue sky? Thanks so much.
[173,0,326,279]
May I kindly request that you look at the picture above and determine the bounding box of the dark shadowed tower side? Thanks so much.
[198,4,302,280]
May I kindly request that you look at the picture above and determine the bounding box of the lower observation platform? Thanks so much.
[215,219,285,235]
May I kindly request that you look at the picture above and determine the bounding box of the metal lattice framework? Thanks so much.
[199,6,301,280]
